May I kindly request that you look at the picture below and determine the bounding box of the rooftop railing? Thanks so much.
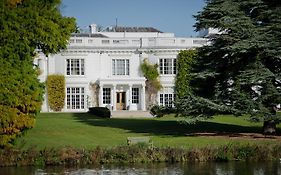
[68,37,207,49]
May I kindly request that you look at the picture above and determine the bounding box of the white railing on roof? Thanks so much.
[68,37,207,49]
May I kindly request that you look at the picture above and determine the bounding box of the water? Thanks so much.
[0,161,280,175]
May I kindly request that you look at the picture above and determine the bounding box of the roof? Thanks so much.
[107,26,163,33]
[71,33,108,38]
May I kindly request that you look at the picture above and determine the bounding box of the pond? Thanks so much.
[0,161,280,175]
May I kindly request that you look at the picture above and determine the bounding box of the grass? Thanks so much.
[15,113,281,150]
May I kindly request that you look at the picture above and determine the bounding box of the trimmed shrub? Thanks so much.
[47,75,65,111]
[88,107,111,118]
[150,105,166,117]
[150,105,176,117]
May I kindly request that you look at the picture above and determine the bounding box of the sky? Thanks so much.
[61,0,206,37]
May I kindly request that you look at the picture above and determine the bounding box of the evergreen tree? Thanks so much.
[177,0,281,127]
[0,0,76,147]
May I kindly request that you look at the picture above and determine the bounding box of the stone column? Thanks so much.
[99,84,103,107]
[142,84,146,111]
[129,84,132,111]
[113,84,117,111]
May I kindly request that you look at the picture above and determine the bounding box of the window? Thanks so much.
[66,87,85,109]
[102,40,110,44]
[76,39,82,43]
[159,58,176,75]
[103,88,111,104]
[113,40,128,44]
[159,93,176,107]
[132,40,140,45]
[132,88,139,104]
[112,59,130,75]
[66,59,84,76]
[193,39,207,45]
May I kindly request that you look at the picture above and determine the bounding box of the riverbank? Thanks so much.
[2,113,281,167]
[1,143,281,167]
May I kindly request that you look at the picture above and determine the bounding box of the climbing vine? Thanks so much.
[90,82,100,107]
[140,59,162,108]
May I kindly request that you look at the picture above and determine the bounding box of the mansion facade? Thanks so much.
[36,24,208,112]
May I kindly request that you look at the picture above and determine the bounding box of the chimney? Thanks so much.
[89,24,97,33]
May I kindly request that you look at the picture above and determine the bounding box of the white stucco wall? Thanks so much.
[35,29,206,112]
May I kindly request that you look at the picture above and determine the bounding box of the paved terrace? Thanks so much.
[111,111,153,118]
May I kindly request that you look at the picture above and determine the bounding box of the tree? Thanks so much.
[177,0,281,129]
[0,0,76,147]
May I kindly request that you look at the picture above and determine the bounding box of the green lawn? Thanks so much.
[15,113,281,150]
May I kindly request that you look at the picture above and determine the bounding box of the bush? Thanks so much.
[88,107,111,118]
[47,75,65,111]
[150,105,165,117]
[150,105,176,117]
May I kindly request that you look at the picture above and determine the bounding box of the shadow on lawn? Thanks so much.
[72,113,269,137]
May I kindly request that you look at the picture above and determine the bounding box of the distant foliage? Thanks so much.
[175,49,198,99]
[47,75,65,112]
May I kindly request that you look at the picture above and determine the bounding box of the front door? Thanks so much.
[116,92,126,110]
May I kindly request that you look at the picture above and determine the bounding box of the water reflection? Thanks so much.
[0,161,280,175]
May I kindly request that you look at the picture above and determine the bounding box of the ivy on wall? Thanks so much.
[140,59,162,108]
[175,49,198,99]
[47,75,65,111]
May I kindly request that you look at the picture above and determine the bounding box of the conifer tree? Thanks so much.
[177,0,281,128]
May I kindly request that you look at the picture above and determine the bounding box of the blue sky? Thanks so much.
[61,0,206,37]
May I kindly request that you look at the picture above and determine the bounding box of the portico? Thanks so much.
[98,78,146,111]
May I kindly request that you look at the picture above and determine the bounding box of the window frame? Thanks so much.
[66,87,85,110]
[132,88,139,104]
[66,58,85,76]
[159,93,176,107]
[103,88,111,104]
[159,58,177,75]
[112,59,130,76]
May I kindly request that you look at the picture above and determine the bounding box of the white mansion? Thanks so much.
[36,24,209,112]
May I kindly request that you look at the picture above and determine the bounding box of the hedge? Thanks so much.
[88,107,111,118]
[47,75,65,111]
